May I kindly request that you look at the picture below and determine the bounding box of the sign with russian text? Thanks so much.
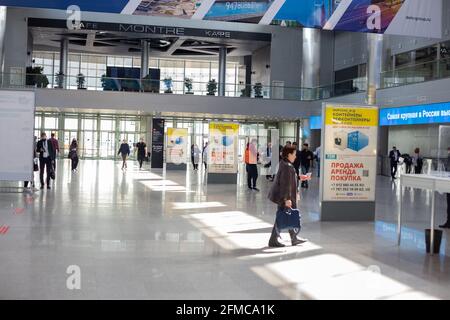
[166,128,188,165]
[208,122,239,174]
[1,0,442,37]
[380,102,450,126]
[322,104,379,202]
[151,118,165,169]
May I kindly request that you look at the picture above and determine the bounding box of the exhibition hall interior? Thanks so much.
[0,0,450,301]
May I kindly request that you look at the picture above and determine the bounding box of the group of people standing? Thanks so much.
[389,146,424,179]
[26,132,79,190]
[190,142,209,171]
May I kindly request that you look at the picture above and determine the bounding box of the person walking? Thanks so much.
[299,143,314,189]
[69,138,79,172]
[267,146,307,247]
[245,139,259,191]
[202,142,209,170]
[389,146,401,180]
[412,148,423,174]
[192,144,201,170]
[118,139,130,170]
[292,142,301,177]
[36,132,55,189]
[135,138,147,170]
[49,132,59,174]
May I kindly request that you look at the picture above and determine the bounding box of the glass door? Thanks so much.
[99,131,116,159]
[81,131,97,158]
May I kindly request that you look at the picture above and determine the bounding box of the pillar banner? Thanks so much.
[166,128,188,165]
[322,104,379,202]
[208,122,239,174]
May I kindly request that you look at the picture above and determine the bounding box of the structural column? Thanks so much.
[301,28,321,100]
[59,38,68,88]
[140,40,149,79]
[366,33,383,105]
[218,47,227,96]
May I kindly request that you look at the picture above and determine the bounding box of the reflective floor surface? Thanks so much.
[0,159,449,300]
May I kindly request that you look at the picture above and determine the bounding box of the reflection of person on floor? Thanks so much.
[118,139,130,170]
[439,147,450,229]
[135,138,147,170]
[267,146,307,248]
[36,132,55,189]
[69,138,79,172]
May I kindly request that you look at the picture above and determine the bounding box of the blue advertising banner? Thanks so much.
[379,102,450,126]
[0,0,442,37]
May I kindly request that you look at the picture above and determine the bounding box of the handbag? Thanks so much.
[50,167,55,180]
[276,208,301,231]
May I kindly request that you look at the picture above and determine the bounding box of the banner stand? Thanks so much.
[319,103,379,222]
[207,173,237,184]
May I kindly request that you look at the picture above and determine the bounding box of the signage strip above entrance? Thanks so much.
[28,18,272,42]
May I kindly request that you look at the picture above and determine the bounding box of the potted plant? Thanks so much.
[163,77,173,93]
[206,79,217,96]
[253,82,263,98]
[55,71,65,88]
[25,66,49,88]
[184,77,193,94]
[76,73,86,89]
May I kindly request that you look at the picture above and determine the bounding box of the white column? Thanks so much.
[366,33,383,105]
[59,39,68,88]
[140,40,149,79]
[301,28,321,100]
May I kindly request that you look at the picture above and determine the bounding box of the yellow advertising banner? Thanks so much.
[325,105,379,127]
[166,128,188,165]
[208,122,239,174]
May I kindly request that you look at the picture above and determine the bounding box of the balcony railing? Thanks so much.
[381,57,450,89]
[0,72,366,102]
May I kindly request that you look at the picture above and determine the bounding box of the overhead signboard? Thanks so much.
[380,102,450,126]
[1,0,443,37]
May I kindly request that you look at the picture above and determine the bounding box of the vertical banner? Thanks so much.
[208,122,239,174]
[321,104,379,202]
[166,128,188,165]
[151,118,165,169]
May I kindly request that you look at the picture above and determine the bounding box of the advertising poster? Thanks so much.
[166,128,188,165]
[322,104,379,202]
[151,118,165,169]
[208,122,239,174]
[0,0,442,37]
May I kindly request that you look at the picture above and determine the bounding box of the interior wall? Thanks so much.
[251,45,271,86]
[388,124,441,157]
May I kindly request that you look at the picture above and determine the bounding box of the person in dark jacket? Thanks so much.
[36,132,55,189]
[292,142,301,177]
[69,138,79,172]
[135,138,147,170]
[118,139,131,170]
[389,146,401,180]
[267,146,307,248]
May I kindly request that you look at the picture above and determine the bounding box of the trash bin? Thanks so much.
[425,229,443,254]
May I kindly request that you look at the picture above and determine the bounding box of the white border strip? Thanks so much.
[323,0,353,30]
[191,0,216,20]
[259,0,286,25]
[121,0,143,14]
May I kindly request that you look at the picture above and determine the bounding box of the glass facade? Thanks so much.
[32,52,240,95]
[34,112,297,161]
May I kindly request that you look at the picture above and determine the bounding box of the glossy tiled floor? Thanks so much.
[0,159,449,300]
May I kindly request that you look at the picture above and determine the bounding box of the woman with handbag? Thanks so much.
[267,146,307,247]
